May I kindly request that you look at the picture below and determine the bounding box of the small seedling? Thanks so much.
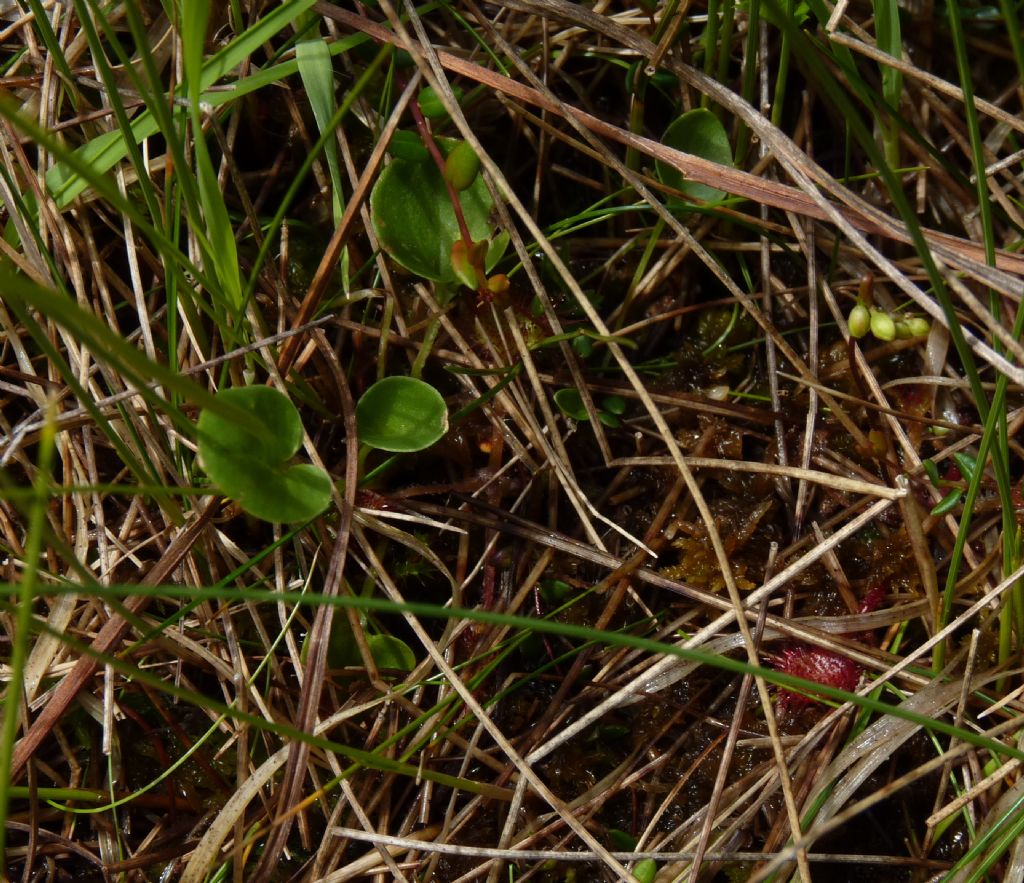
[197,386,332,522]
[923,453,978,516]
[371,137,505,287]
[311,615,418,676]
[554,388,627,428]
[388,129,429,162]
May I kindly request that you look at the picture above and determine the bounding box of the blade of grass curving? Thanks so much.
[7,606,507,800]
[0,409,54,865]
[998,0,1024,88]
[944,787,1024,881]
[114,0,205,239]
[16,0,76,88]
[715,0,737,107]
[2,299,180,520]
[0,98,219,301]
[703,0,722,96]
[939,1,1021,672]
[771,0,1015,538]
[769,0,794,127]
[734,0,760,162]
[6,580,1024,767]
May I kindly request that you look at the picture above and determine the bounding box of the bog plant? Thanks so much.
[554,388,627,428]
[371,133,508,295]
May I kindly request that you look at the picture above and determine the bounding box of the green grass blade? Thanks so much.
[297,37,346,224]
[872,0,903,166]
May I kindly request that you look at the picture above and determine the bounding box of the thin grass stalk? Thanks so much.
[734,0,761,162]
[5,580,1024,767]
[0,406,54,864]
[769,0,794,127]
[945,0,1022,678]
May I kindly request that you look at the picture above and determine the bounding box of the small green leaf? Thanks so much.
[931,488,963,516]
[655,108,733,203]
[389,129,429,162]
[601,395,627,416]
[356,376,449,453]
[922,459,940,486]
[485,230,510,271]
[572,335,593,357]
[297,37,345,223]
[553,388,589,421]
[325,616,361,668]
[368,634,416,671]
[953,451,978,483]
[371,140,494,282]
[417,85,463,119]
[608,829,638,851]
[197,386,332,522]
[634,859,658,883]
[539,579,573,603]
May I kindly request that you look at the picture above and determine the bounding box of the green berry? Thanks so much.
[848,303,871,338]
[443,141,480,191]
[906,317,930,337]
[870,309,896,341]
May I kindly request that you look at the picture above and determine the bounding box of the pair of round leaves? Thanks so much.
[198,378,448,523]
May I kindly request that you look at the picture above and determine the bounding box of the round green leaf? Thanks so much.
[655,108,733,204]
[356,376,449,453]
[197,386,332,523]
[388,129,429,162]
[371,140,494,282]
[368,634,416,671]
[553,388,588,421]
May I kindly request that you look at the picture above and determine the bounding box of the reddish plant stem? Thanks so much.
[401,75,476,252]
